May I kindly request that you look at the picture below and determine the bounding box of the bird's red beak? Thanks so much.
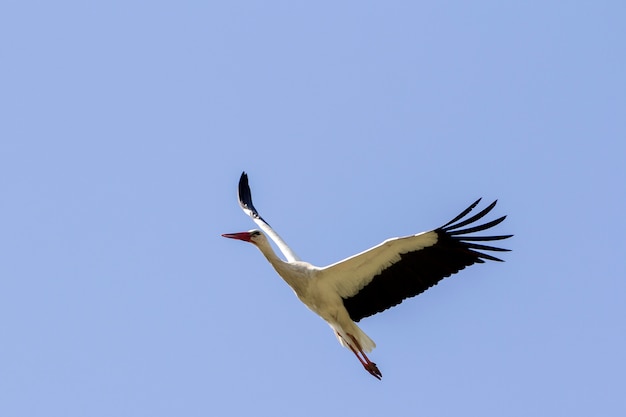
[221,232,253,242]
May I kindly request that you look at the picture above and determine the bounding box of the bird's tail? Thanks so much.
[333,323,376,353]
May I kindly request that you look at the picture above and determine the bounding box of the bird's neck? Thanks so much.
[255,240,309,295]
[255,239,284,266]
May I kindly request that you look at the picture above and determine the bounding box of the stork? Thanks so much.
[222,172,511,380]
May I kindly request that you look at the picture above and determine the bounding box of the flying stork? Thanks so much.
[222,172,511,380]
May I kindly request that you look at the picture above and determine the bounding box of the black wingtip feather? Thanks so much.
[442,200,498,232]
[447,215,507,236]
[463,242,511,252]
[440,198,482,228]
[237,171,270,226]
[458,234,513,242]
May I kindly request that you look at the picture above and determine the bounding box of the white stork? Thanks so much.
[222,172,511,380]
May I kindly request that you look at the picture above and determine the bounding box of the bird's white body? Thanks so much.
[250,232,376,353]
[223,172,511,379]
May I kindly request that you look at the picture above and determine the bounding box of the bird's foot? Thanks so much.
[364,362,382,380]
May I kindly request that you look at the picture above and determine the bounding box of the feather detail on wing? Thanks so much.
[318,199,512,322]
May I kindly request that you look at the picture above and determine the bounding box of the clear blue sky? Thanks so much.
[2,2,625,416]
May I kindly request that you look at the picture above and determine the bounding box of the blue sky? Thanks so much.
[2,1,625,416]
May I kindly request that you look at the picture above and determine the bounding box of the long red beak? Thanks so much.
[221,232,252,242]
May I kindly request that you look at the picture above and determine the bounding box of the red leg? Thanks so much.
[338,332,382,380]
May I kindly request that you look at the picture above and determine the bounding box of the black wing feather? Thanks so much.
[442,200,497,231]
[342,199,512,322]
[440,198,481,228]
[238,172,271,226]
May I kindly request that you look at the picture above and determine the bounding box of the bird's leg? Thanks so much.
[346,334,382,380]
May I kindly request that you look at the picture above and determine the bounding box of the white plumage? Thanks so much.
[223,172,511,379]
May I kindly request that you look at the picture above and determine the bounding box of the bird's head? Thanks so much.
[221,229,264,245]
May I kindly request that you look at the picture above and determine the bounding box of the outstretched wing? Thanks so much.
[318,199,512,322]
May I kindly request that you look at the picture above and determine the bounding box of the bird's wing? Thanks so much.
[317,199,512,322]
[237,172,301,262]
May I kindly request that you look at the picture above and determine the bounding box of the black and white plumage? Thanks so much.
[222,172,511,380]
